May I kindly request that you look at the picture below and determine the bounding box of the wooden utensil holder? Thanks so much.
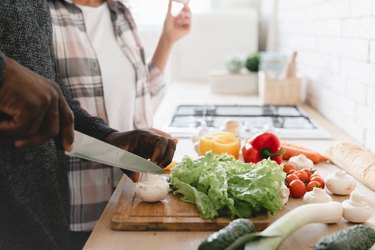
[258,71,303,105]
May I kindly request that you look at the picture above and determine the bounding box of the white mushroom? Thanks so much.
[325,170,356,195]
[288,154,314,170]
[135,174,170,202]
[303,187,332,204]
[342,192,372,223]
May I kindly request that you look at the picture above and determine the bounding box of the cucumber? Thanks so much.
[198,218,255,250]
[313,224,375,250]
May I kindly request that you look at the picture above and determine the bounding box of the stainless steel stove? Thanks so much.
[164,105,331,139]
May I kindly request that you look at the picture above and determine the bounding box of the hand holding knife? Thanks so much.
[66,130,176,175]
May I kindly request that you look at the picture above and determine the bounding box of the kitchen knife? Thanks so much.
[65,130,165,174]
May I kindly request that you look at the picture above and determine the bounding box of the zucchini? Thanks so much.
[198,218,255,250]
[313,224,375,250]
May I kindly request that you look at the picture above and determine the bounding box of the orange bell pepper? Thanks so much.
[199,131,240,159]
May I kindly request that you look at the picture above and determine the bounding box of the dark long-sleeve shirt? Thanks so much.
[0,1,116,249]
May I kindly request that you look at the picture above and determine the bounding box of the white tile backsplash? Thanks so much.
[342,18,362,38]
[360,17,375,39]
[350,0,374,17]
[364,130,375,150]
[278,0,375,150]
[369,41,375,63]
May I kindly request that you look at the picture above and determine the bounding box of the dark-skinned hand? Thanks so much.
[103,129,176,167]
[103,129,176,182]
[0,57,74,150]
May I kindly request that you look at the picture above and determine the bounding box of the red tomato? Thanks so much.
[302,168,313,178]
[306,181,322,192]
[289,180,306,198]
[285,174,299,187]
[287,169,296,175]
[283,163,297,174]
[308,173,321,182]
[310,176,325,188]
[294,170,309,183]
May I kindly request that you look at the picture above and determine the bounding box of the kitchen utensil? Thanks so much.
[66,130,164,174]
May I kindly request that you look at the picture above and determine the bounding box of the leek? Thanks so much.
[244,202,343,250]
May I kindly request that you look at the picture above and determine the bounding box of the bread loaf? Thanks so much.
[325,142,375,190]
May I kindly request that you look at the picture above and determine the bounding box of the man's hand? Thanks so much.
[103,129,176,168]
[0,57,74,150]
[149,127,178,144]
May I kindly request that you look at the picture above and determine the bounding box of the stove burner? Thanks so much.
[167,105,331,139]
[171,105,314,129]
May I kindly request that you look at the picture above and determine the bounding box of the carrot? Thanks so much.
[281,142,328,163]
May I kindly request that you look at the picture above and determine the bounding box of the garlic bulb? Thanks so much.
[279,182,290,206]
[325,170,356,195]
[342,192,372,223]
[303,188,332,204]
[288,154,314,170]
[135,174,170,202]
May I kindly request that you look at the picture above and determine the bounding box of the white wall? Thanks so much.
[170,9,259,81]
[277,0,375,150]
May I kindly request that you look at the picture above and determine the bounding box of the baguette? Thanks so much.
[325,142,375,190]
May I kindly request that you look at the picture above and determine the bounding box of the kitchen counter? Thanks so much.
[84,82,375,250]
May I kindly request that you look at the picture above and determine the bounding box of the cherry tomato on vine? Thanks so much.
[294,170,309,183]
[289,180,306,198]
[302,168,314,178]
[310,176,325,188]
[306,181,322,192]
[286,174,299,187]
[283,163,297,174]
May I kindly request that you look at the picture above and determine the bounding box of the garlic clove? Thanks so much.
[288,154,314,170]
[325,170,356,195]
[279,182,290,206]
[303,187,332,204]
[342,192,372,223]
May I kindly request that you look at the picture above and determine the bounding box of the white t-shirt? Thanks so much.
[78,2,136,132]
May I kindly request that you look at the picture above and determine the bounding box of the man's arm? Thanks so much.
[0,51,5,86]
[59,84,175,168]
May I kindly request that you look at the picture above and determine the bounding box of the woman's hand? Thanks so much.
[162,0,192,45]
[151,0,191,72]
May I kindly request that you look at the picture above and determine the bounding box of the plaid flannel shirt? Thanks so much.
[49,0,165,231]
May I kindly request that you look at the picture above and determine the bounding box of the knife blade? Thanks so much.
[65,130,165,174]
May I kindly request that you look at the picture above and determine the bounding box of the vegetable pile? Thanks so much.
[169,152,286,218]
[283,162,325,198]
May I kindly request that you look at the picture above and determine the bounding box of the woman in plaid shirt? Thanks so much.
[48,0,191,248]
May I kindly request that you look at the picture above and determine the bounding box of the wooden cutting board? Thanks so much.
[111,177,269,231]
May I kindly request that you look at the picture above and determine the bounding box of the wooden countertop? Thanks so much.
[84,82,375,250]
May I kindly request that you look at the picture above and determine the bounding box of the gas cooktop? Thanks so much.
[164,105,331,139]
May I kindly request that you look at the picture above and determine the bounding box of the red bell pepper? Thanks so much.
[242,132,284,164]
